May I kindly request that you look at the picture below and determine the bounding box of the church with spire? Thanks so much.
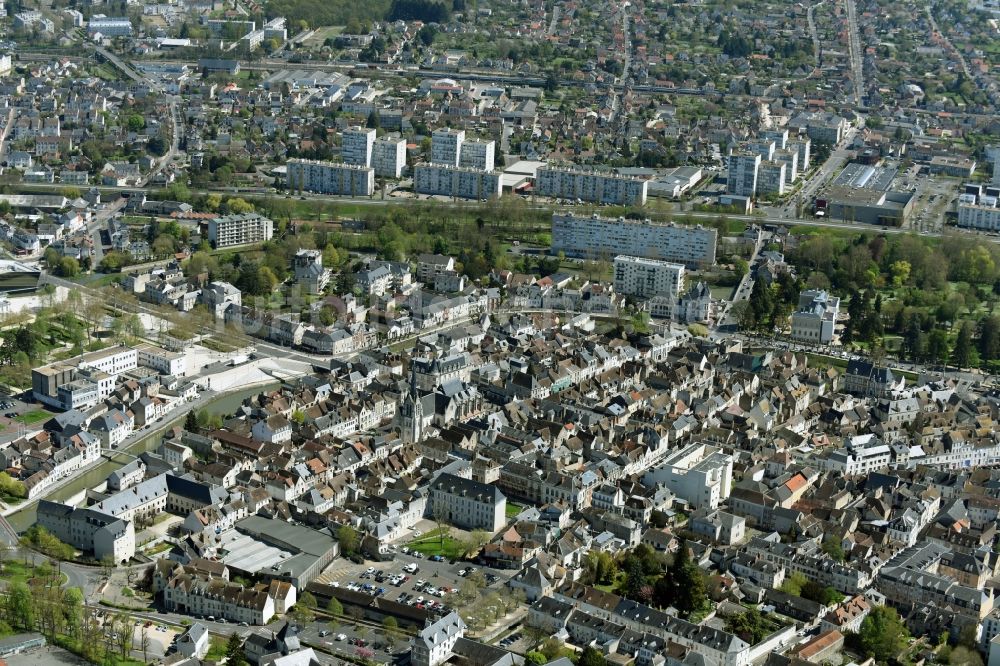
[399,352,436,444]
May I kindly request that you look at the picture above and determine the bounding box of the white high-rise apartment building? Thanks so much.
[373,137,407,178]
[208,213,274,248]
[431,129,465,167]
[551,213,717,268]
[459,139,495,172]
[414,164,501,200]
[535,168,648,206]
[757,160,786,196]
[613,255,685,299]
[775,149,799,184]
[342,126,376,167]
[958,194,1000,231]
[727,152,761,197]
[287,159,374,197]
[790,139,811,172]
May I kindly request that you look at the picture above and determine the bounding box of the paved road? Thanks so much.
[844,0,864,104]
[806,0,826,68]
[925,7,972,80]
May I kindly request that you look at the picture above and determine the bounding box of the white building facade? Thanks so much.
[535,167,648,206]
[613,255,685,299]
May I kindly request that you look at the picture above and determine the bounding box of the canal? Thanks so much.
[6,381,280,533]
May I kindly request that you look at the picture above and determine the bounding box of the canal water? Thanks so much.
[6,381,279,533]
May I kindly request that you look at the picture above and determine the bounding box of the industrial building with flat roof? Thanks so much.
[817,162,913,226]
[218,515,340,587]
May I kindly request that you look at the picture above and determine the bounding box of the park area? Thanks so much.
[407,528,467,561]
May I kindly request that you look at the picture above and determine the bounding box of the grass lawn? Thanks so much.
[16,409,52,425]
[83,273,126,288]
[0,559,63,587]
[408,530,467,561]
[143,542,172,556]
[205,636,227,662]
[200,337,238,353]
[505,503,524,519]
[593,572,623,594]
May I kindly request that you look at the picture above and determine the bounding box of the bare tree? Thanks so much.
[113,613,132,657]
[141,625,150,663]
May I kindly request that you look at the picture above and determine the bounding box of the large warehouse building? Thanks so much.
[815,162,914,226]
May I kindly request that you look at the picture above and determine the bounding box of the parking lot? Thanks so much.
[318,550,507,619]
[298,618,407,664]
[130,620,177,659]
[0,394,55,445]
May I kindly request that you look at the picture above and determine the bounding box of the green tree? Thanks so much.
[979,315,1000,361]
[890,260,911,287]
[780,571,807,597]
[57,257,81,278]
[725,608,770,644]
[927,328,950,366]
[224,197,255,214]
[950,646,984,666]
[953,321,974,368]
[125,114,145,132]
[63,587,84,638]
[579,646,608,666]
[326,597,343,616]
[670,543,708,617]
[382,616,400,645]
[0,472,25,499]
[858,605,909,664]
[539,638,567,661]
[5,582,33,629]
[337,525,359,555]
[822,539,845,563]
[525,652,547,666]
[225,632,247,666]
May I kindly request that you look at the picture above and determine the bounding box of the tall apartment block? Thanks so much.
[287,159,374,197]
[535,168,648,206]
[761,129,789,150]
[749,140,776,161]
[551,213,717,268]
[790,138,811,172]
[613,255,686,299]
[414,164,501,200]
[775,149,799,184]
[342,126,376,167]
[459,140,495,172]
[757,160,787,196]
[431,129,465,167]
[207,213,274,249]
[373,137,407,178]
[727,152,761,197]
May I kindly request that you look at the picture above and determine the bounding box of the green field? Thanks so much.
[304,25,344,46]
[408,529,467,560]
[16,410,52,425]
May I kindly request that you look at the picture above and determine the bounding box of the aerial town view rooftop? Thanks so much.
[0,0,999,665]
